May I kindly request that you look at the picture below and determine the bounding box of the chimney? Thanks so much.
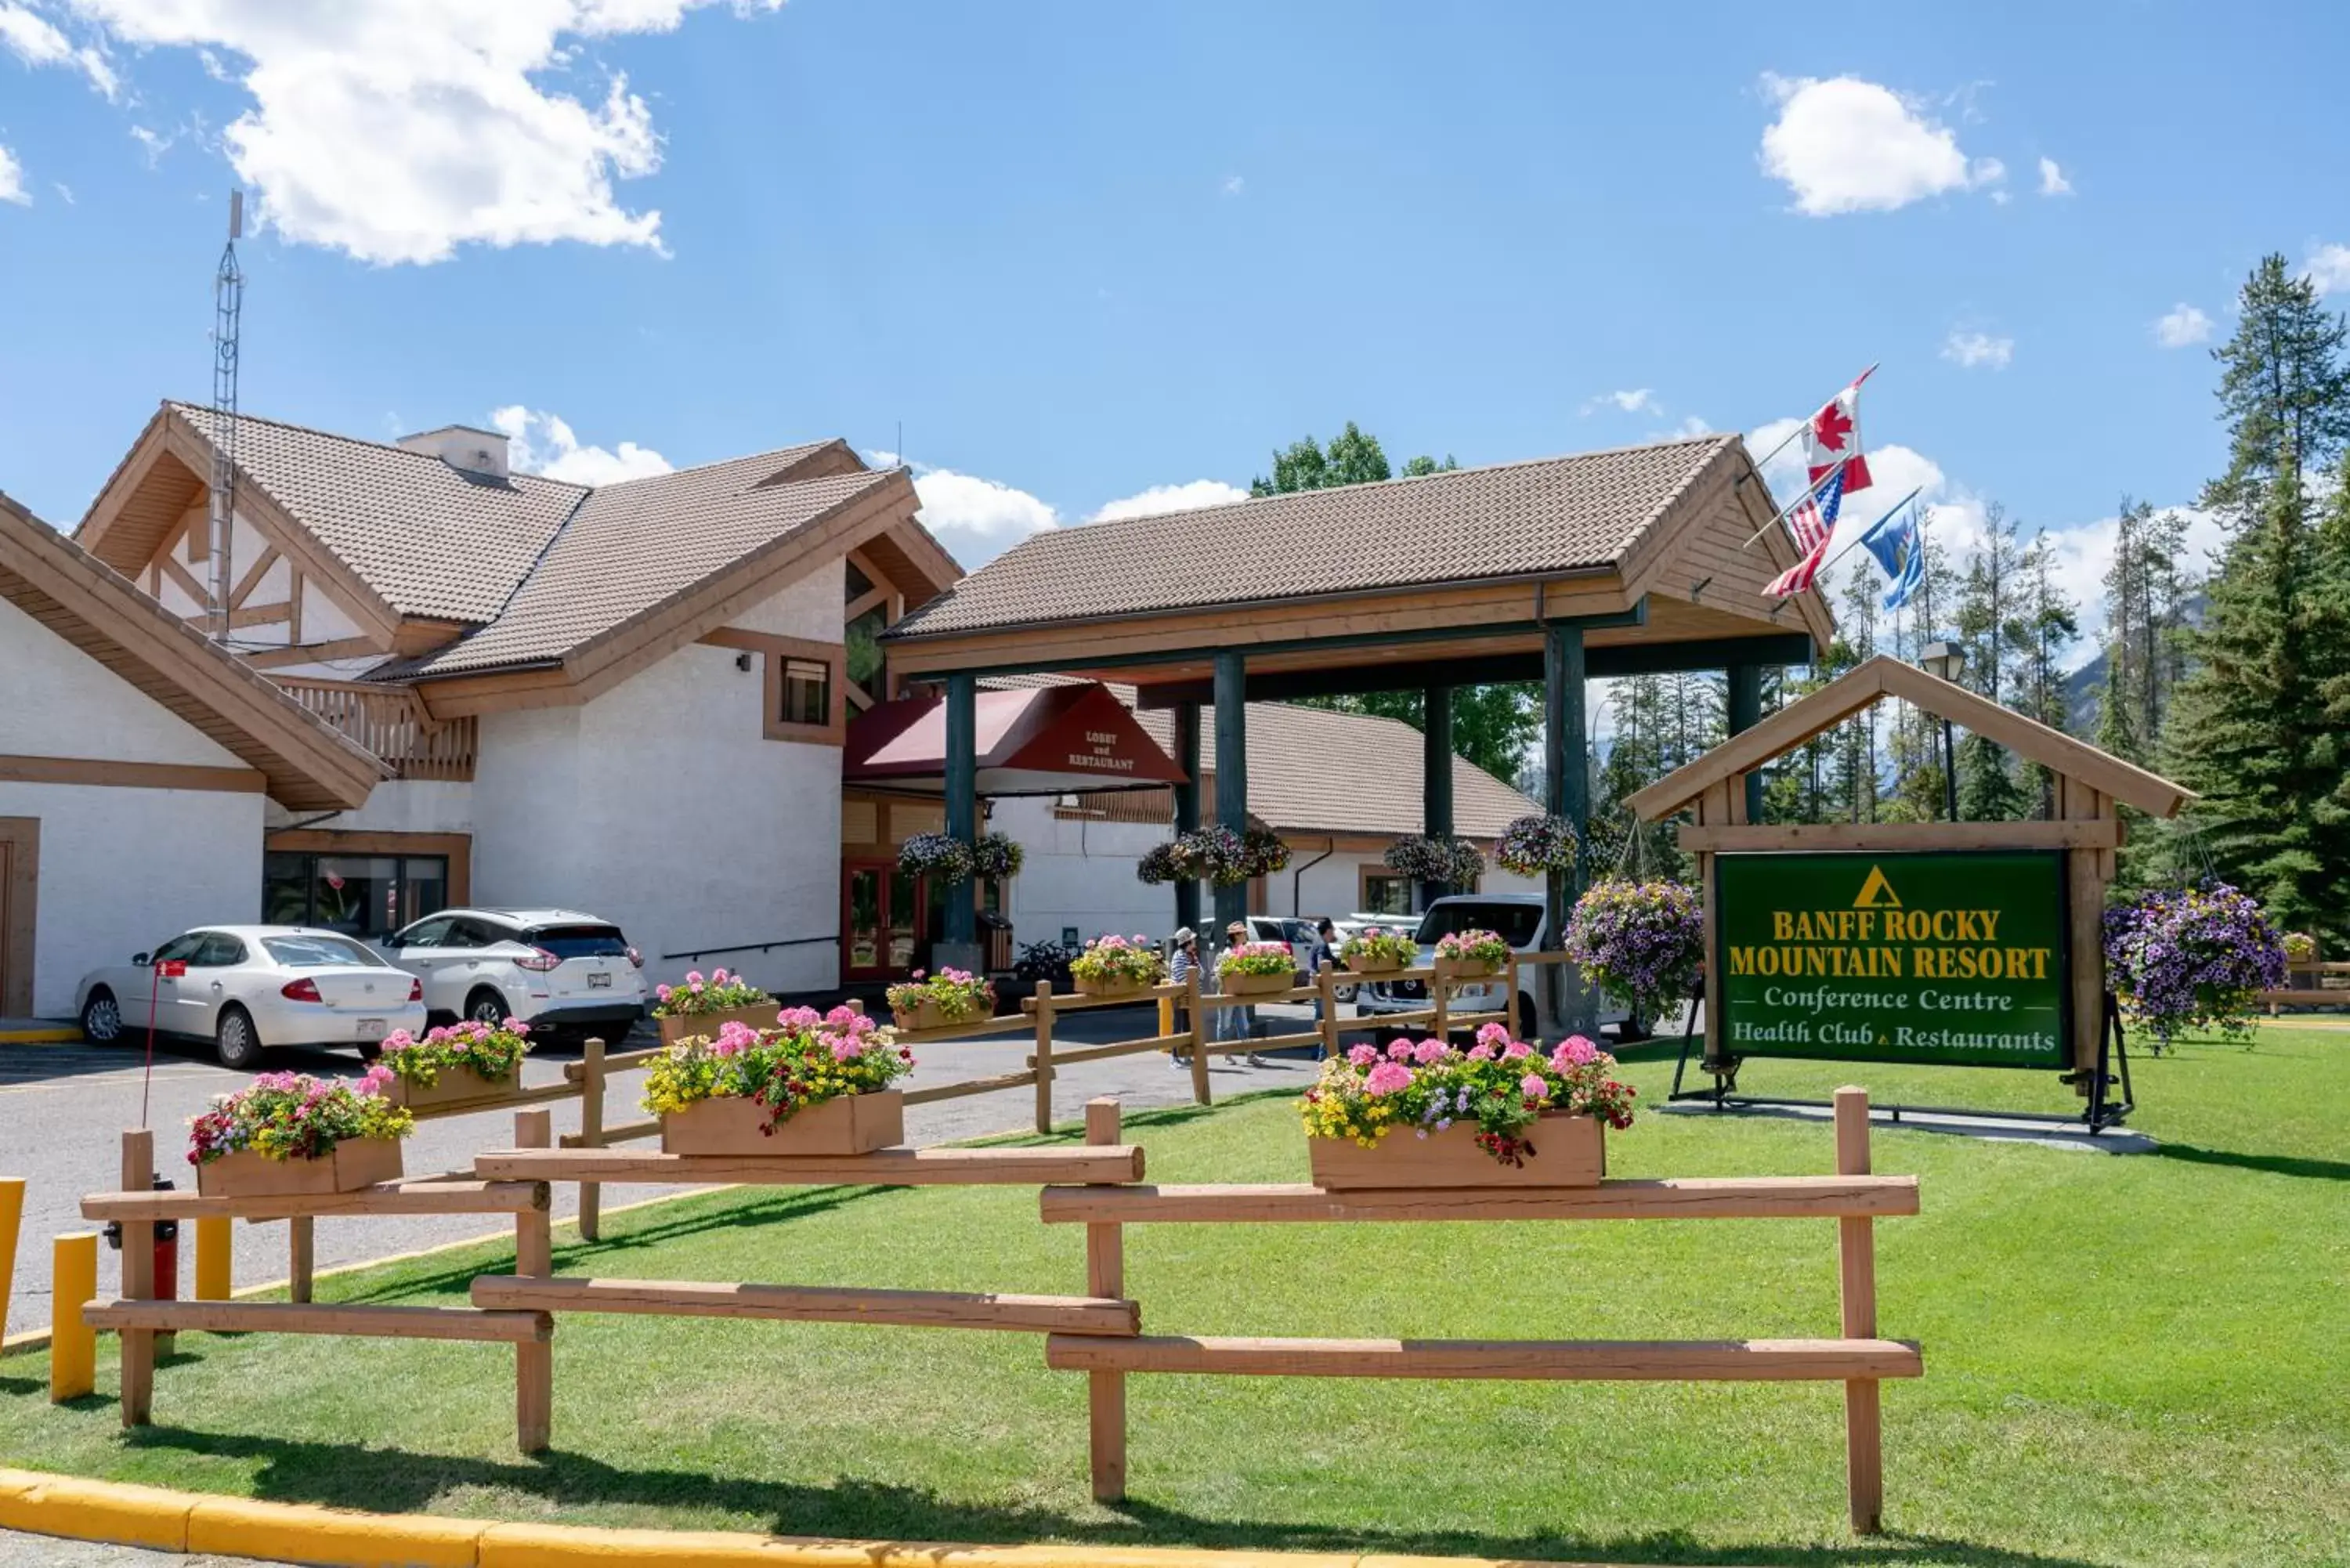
[396,424,510,481]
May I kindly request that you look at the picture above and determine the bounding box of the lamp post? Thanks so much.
[1918,641,1965,822]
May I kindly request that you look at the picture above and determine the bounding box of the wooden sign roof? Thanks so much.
[1625,654,2195,822]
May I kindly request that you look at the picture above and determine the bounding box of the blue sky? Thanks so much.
[4,0,2347,656]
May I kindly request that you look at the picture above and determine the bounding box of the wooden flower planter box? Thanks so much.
[1345,954,1408,977]
[1443,958,1500,981]
[656,1003,776,1047]
[1075,977,1153,1002]
[196,1137,405,1198]
[385,1064,520,1112]
[660,1089,906,1157]
[1220,970,1294,998]
[891,1000,988,1032]
[1308,1113,1603,1190]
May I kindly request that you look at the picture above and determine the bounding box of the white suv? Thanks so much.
[381,908,646,1046]
[1350,893,1629,1039]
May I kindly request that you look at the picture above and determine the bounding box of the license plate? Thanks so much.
[356,1018,389,1039]
[587,971,612,988]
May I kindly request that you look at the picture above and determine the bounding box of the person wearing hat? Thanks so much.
[1220,919,1264,1063]
[1166,927,1198,1068]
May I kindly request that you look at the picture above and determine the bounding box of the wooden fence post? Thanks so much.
[1317,963,1340,1061]
[1083,1097,1127,1501]
[50,1232,97,1402]
[193,1216,232,1300]
[1504,953,1521,1039]
[513,1108,554,1454]
[1835,1086,1883,1535]
[1034,982,1057,1136]
[578,1037,606,1242]
[1185,970,1209,1106]
[287,1216,315,1304]
[117,1129,155,1427]
[1432,957,1452,1043]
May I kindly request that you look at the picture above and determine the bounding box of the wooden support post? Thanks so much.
[117,1129,155,1427]
[50,1232,98,1402]
[1172,703,1202,938]
[579,1036,606,1241]
[1185,970,1209,1106]
[193,1216,232,1300]
[512,1108,554,1454]
[1317,963,1340,1061]
[1212,650,1249,934]
[1727,662,1765,827]
[1034,982,1057,1136]
[1083,1097,1128,1501]
[1432,958,1452,1043]
[1834,1086,1884,1535]
[1504,952,1522,1039]
[1422,685,1455,909]
[287,1216,315,1303]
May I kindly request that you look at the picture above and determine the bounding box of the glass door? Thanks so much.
[844,864,888,979]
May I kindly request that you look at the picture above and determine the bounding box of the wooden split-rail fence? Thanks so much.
[70,1086,1921,1534]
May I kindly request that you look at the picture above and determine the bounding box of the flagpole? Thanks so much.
[1746,363,1878,474]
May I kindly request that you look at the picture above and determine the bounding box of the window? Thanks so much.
[148,932,206,966]
[264,934,388,968]
[526,923,630,959]
[1414,901,1543,948]
[264,851,450,940]
[780,658,830,727]
[392,916,454,950]
[190,932,248,967]
[1360,873,1414,916]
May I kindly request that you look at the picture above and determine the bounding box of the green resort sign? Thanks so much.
[1712,851,2070,1069]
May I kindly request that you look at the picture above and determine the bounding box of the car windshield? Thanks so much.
[528,923,629,959]
[262,934,387,968]
[1414,902,1542,948]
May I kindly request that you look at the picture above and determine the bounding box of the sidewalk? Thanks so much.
[0,1019,78,1044]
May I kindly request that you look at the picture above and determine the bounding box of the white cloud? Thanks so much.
[1220,174,1244,196]
[128,123,172,165]
[52,179,72,202]
[908,468,1060,569]
[2037,156,2072,197]
[490,405,671,487]
[1942,329,2014,370]
[2154,303,2214,349]
[1089,479,1249,522]
[1647,415,1713,441]
[30,1,783,265]
[1582,388,1659,416]
[1758,74,1983,215]
[0,144,25,204]
[2308,243,2350,297]
[0,2,118,97]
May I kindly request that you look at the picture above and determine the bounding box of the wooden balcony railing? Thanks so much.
[272,677,477,782]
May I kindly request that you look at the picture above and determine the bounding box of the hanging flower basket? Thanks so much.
[2102,883,2287,1049]
[643,1005,913,1156]
[1383,834,1485,886]
[971,832,1024,880]
[1137,826,1290,887]
[1565,878,1705,1021]
[898,832,976,885]
[1493,814,1579,877]
[188,1073,414,1197]
[1300,1028,1634,1188]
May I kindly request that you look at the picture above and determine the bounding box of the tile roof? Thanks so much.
[896,435,1740,639]
[169,403,591,623]
[390,461,898,677]
[985,676,1537,840]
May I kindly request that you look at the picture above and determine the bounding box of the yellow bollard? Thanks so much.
[50,1232,97,1401]
[194,1216,232,1301]
[1158,995,1173,1038]
[0,1176,22,1341]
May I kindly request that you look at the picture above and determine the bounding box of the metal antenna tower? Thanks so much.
[206,190,244,642]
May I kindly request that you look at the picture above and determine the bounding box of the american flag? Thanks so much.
[1765,467,1846,598]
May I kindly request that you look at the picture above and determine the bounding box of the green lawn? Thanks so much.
[2,1026,2345,1567]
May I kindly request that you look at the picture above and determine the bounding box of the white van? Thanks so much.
[1347,893,1629,1039]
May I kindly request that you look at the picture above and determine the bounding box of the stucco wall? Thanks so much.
[470,567,844,996]
[275,779,475,836]
[993,798,1174,945]
[1,596,265,1016]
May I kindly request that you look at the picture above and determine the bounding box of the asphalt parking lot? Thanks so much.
[1,1003,1332,1339]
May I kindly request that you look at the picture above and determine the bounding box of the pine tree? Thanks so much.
[2095,498,2152,764]
[1830,556,1885,821]
[2202,255,2350,528]
[1886,522,1959,821]
[1953,503,2031,821]
[2013,530,2080,817]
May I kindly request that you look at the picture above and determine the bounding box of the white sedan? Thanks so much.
[75,926,428,1070]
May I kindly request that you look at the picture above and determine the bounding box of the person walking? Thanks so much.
[1223,919,1268,1066]
[1304,916,1339,1052]
[1166,927,1198,1070]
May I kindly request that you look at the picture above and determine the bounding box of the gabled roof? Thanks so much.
[893,435,1742,639]
[846,683,1188,796]
[1625,653,2195,821]
[0,492,389,810]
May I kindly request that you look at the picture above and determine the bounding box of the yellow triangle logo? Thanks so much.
[1853,865,1903,909]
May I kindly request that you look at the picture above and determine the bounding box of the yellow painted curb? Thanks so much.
[0,1468,1666,1568]
[0,1027,78,1044]
[0,1469,193,1552]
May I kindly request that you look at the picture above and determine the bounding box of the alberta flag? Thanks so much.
[1860,491,1925,611]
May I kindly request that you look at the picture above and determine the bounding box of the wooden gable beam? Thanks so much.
[228,546,281,609]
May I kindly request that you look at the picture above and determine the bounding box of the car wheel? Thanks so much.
[466,989,510,1026]
[215,1006,265,1071]
[81,988,123,1045]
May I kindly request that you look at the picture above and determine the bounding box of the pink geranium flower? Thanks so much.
[1363,1061,1415,1096]
[1411,1039,1448,1065]
[1347,1043,1379,1068]
[1520,1071,1549,1102]
[1502,1039,1532,1060]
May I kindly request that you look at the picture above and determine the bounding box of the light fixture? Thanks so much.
[736,652,754,672]
[1918,640,1965,682]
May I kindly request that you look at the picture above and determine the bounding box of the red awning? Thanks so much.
[844,682,1188,796]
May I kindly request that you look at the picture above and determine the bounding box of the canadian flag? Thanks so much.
[1804,368,1874,494]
